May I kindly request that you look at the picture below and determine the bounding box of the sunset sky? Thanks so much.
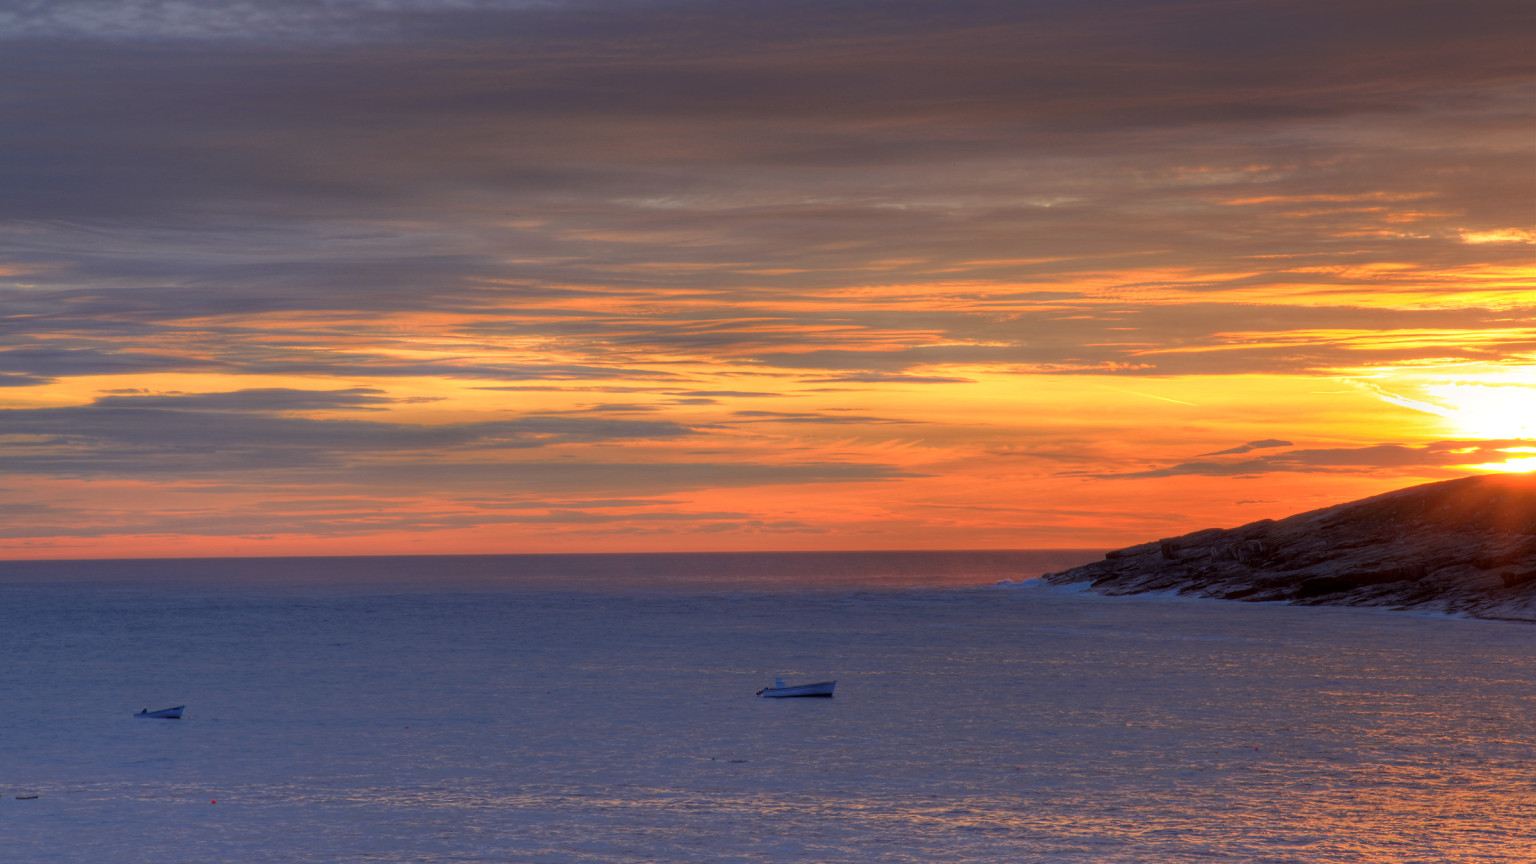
[2,0,1532,559]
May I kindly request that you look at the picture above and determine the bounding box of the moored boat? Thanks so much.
[756,677,836,698]
[135,705,184,719]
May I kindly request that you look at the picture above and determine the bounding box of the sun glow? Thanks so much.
[1367,384,1532,437]
[1366,367,1534,431]
[1425,383,1536,439]
[1362,366,1536,472]
[1470,452,1536,474]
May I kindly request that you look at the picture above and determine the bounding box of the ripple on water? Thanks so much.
[2,579,1533,862]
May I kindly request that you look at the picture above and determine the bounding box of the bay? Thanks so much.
[2,552,1532,862]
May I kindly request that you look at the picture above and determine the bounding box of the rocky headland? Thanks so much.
[1044,474,1536,622]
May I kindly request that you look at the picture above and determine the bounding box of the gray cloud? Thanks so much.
[1198,439,1294,457]
[0,387,923,522]
[2,0,1529,387]
[0,331,683,385]
[734,304,1531,376]
[0,346,218,381]
[321,460,924,496]
[0,505,770,540]
[9,298,1520,385]
[670,391,784,398]
[730,410,916,425]
[809,372,975,385]
[1102,439,1535,478]
[92,387,401,412]
[0,391,701,476]
[3,1,1528,234]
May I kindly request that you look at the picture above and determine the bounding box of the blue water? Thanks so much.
[0,550,1093,593]
[1,552,1532,862]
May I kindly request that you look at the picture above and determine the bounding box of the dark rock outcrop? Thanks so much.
[1043,474,1536,621]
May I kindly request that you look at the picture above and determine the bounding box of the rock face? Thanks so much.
[1044,474,1536,622]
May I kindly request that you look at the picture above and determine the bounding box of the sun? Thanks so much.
[1362,367,1536,473]
[1431,383,1536,472]
[1476,454,1536,473]
[1423,382,1536,440]
[1368,379,1535,439]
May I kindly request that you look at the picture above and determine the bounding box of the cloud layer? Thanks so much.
[2,0,1531,555]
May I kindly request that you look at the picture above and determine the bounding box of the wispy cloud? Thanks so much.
[730,410,916,425]
[1198,439,1293,457]
[1103,440,1536,478]
[0,390,702,476]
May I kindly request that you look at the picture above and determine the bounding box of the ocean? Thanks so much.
[2,551,1532,863]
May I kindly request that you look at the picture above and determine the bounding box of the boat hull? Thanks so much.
[757,681,835,698]
[135,706,184,719]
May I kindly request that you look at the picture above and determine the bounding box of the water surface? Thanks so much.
[2,553,1531,862]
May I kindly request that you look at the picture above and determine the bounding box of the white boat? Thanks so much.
[756,677,836,698]
[135,705,184,719]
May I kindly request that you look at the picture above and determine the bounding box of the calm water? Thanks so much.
[1,552,1532,862]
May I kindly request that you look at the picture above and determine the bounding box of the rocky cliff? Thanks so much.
[1044,474,1536,621]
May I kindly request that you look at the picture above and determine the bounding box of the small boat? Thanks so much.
[135,706,184,719]
[756,677,836,698]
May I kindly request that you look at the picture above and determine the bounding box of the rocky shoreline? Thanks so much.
[1044,474,1536,622]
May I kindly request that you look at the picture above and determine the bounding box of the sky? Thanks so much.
[2,0,1533,560]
